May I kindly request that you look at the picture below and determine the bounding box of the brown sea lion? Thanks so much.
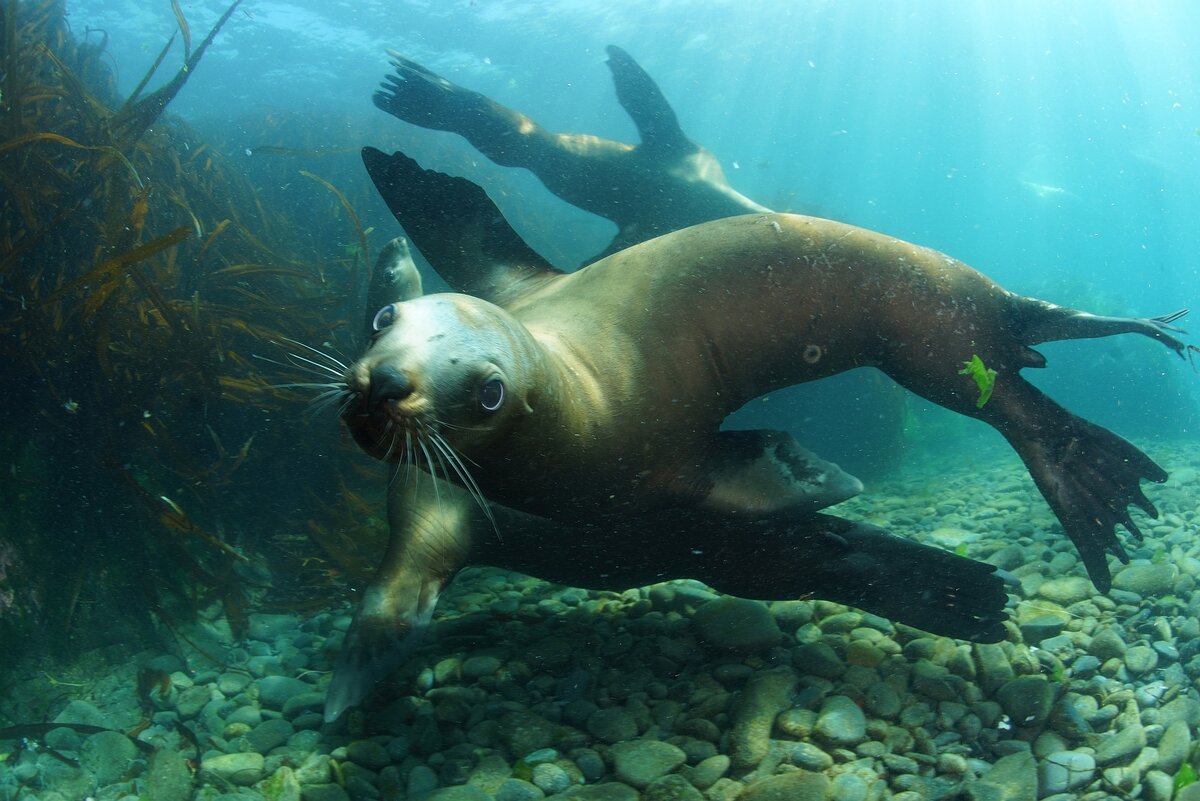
[320,151,1187,722]
[373,45,768,263]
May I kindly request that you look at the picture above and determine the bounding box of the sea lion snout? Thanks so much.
[367,364,414,407]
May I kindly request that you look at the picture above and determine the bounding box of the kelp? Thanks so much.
[0,0,384,675]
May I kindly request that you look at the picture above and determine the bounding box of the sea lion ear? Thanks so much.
[380,237,424,302]
[364,237,424,337]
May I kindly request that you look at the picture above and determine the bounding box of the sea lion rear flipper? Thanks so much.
[361,147,563,303]
[605,45,693,156]
[1003,395,1167,592]
[695,514,1009,643]
[700,430,863,516]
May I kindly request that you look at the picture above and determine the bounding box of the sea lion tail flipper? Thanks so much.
[702,515,1009,643]
[699,430,863,516]
[605,45,693,155]
[1020,302,1190,357]
[361,147,562,302]
[373,51,482,133]
[1007,408,1165,593]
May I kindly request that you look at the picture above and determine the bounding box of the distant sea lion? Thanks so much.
[373,45,768,262]
[321,151,1187,721]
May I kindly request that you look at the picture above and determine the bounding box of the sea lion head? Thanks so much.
[343,293,544,465]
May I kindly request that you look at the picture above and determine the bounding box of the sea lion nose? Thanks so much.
[368,365,413,407]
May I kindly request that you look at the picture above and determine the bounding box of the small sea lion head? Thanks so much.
[343,293,543,464]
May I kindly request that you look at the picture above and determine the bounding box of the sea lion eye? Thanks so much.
[479,378,505,412]
[372,304,399,332]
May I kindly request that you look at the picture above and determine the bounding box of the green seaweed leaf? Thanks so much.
[959,354,997,409]
[1174,761,1195,791]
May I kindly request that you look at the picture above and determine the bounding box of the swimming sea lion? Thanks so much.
[331,218,1010,722]
[373,45,768,262]
[321,150,1187,721]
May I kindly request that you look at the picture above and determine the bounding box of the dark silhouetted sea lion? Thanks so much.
[320,151,1187,722]
[373,46,768,262]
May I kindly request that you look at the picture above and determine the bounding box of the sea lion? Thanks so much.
[373,45,768,262]
[320,150,1187,722]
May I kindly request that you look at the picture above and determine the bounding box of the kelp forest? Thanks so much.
[0,0,391,700]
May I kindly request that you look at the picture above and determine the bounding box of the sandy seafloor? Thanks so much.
[3,437,1200,801]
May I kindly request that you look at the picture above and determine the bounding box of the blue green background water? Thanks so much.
[69,0,1200,457]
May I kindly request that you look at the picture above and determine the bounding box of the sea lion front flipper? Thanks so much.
[699,430,863,516]
[361,147,563,304]
[323,477,474,723]
[604,45,693,157]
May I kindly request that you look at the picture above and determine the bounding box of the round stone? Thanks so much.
[692,597,782,652]
[814,695,866,747]
[610,740,686,788]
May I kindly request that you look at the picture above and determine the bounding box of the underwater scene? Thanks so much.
[3,0,1200,799]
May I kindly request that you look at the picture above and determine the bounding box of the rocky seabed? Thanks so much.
[4,440,1200,801]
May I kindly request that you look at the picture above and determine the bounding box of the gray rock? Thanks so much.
[643,774,703,801]
[531,763,571,794]
[974,643,1015,694]
[1156,719,1191,774]
[558,783,640,800]
[830,772,869,801]
[499,710,566,758]
[52,699,111,728]
[495,779,545,801]
[80,730,137,785]
[1095,723,1146,766]
[729,666,798,770]
[793,641,845,679]
[201,752,265,786]
[864,681,901,719]
[738,770,830,801]
[1088,627,1127,660]
[996,676,1053,728]
[255,676,311,710]
[217,671,252,695]
[965,751,1037,801]
[143,748,193,801]
[681,754,728,790]
[692,597,782,652]
[462,655,502,680]
[175,685,211,719]
[1113,563,1177,596]
[302,783,352,801]
[261,766,302,801]
[1036,577,1093,606]
[587,707,638,744]
[1018,616,1066,644]
[1143,769,1176,801]
[610,740,686,789]
[1124,645,1159,675]
[815,695,867,747]
[246,717,295,754]
[282,692,325,720]
[1038,751,1095,795]
[791,741,833,771]
[346,739,391,771]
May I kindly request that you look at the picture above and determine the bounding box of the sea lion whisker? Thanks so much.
[277,336,351,371]
[306,389,354,420]
[414,433,444,511]
[428,430,501,538]
[252,352,340,381]
[282,350,348,380]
